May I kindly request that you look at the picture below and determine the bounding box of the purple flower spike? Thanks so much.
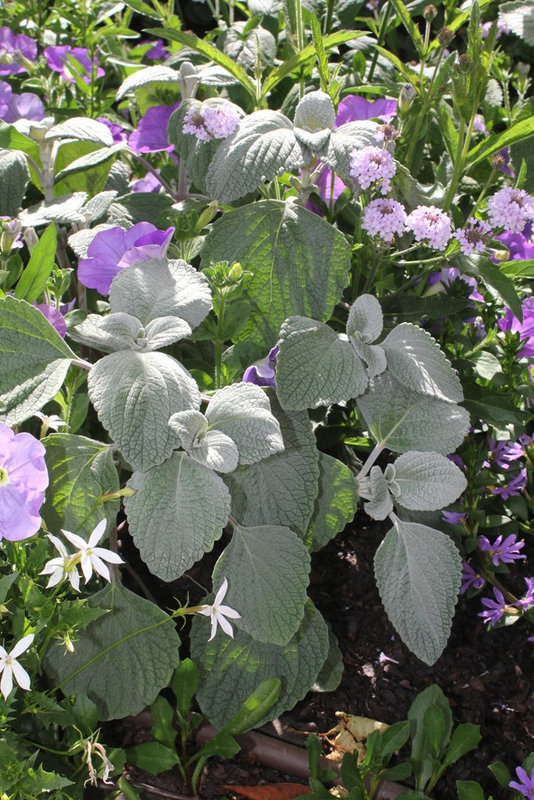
[44,45,105,84]
[0,421,49,541]
[243,346,279,387]
[478,588,508,626]
[0,28,37,76]
[479,533,525,566]
[498,297,534,358]
[460,561,485,594]
[509,766,534,798]
[515,577,534,611]
[78,222,175,295]
[129,102,180,153]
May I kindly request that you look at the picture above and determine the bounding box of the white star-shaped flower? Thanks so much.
[0,633,35,700]
[197,578,241,641]
[40,533,81,592]
[61,520,124,583]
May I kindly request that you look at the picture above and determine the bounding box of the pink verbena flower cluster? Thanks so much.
[349,146,396,194]
[362,198,406,243]
[454,217,493,255]
[486,187,534,234]
[182,104,240,142]
[405,205,452,250]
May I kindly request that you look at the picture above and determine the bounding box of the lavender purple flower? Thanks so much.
[454,217,492,256]
[44,45,105,84]
[442,510,467,525]
[486,187,534,234]
[335,95,396,127]
[361,198,407,243]
[78,222,175,295]
[478,533,525,566]
[478,588,508,626]
[128,103,180,153]
[406,205,452,250]
[349,146,396,195]
[515,577,534,611]
[493,227,534,263]
[492,468,528,500]
[460,562,485,594]
[509,766,534,798]
[0,27,37,75]
[498,296,534,358]
[0,80,45,123]
[0,421,49,541]
[34,303,67,338]
[488,437,525,470]
[243,345,279,387]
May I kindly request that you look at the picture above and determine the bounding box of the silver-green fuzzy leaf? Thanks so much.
[45,117,114,147]
[307,453,359,551]
[357,373,470,454]
[169,410,239,473]
[42,434,120,538]
[499,1,534,46]
[363,466,394,521]
[206,382,284,464]
[125,452,231,580]
[374,519,462,664]
[88,350,200,471]
[382,323,463,402]
[18,192,88,227]
[392,451,467,511]
[116,65,180,100]
[213,523,310,645]
[294,90,336,133]
[0,149,29,217]
[205,112,304,203]
[44,583,180,720]
[277,316,367,410]
[346,294,383,342]
[191,600,329,729]
[0,297,77,425]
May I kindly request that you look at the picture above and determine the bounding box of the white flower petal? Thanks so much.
[88,519,107,548]
[61,529,88,550]
[11,660,31,691]
[10,634,34,659]
[218,605,241,620]
[47,534,68,557]
[90,555,111,582]
[92,547,123,565]
[216,614,235,638]
[68,569,81,592]
[1,666,13,699]
[45,568,64,588]
[208,617,218,641]
[0,646,7,660]
[213,577,228,606]
[80,553,93,583]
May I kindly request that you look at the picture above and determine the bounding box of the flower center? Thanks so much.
[0,467,9,488]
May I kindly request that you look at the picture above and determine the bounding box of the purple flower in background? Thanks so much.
[349,145,396,195]
[34,303,67,338]
[406,205,452,250]
[479,533,525,566]
[492,468,528,500]
[96,117,127,143]
[182,103,240,142]
[362,197,406,242]
[442,510,467,525]
[454,217,492,256]
[0,421,49,541]
[515,577,534,611]
[0,27,37,75]
[243,345,279,387]
[509,766,534,798]
[498,296,534,358]
[492,147,515,178]
[473,114,489,136]
[140,39,169,60]
[129,103,180,153]
[335,95,396,127]
[487,187,534,234]
[494,227,534,262]
[460,562,485,593]
[78,222,175,294]
[478,588,508,626]
[481,20,510,39]
[427,266,483,303]
[0,81,44,123]
[44,45,105,84]
[131,171,162,193]
[488,437,524,469]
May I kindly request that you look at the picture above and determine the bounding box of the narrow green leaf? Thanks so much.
[14,223,57,303]
[389,0,425,54]
[123,0,164,18]
[170,658,199,719]
[442,723,482,768]
[467,117,534,168]
[220,677,282,736]
[0,121,40,162]
[475,258,523,322]
[310,16,330,93]
[374,46,420,90]
[144,27,256,99]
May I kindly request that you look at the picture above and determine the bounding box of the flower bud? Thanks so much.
[23,226,39,253]
[438,27,454,47]
[424,4,438,22]
[228,262,243,281]
[398,84,417,114]
[0,219,22,254]
[458,54,474,74]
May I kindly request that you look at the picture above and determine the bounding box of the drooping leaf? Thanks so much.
[391,451,467,511]
[88,350,200,471]
[363,466,394,521]
[277,316,367,410]
[42,434,120,538]
[200,200,351,345]
[125,452,231,580]
[357,373,470,455]
[307,453,358,551]
[374,519,462,664]
[44,582,180,720]
[191,600,329,729]
[213,523,310,645]
[0,296,77,425]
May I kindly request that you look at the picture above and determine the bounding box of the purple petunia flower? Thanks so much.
[361,197,406,242]
[33,303,67,338]
[44,45,105,83]
[0,80,45,123]
[479,533,525,566]
[130,172,162,193]
[498,296,534,358]
[0,27,37,76]
[481,20,510,40]
[492,468,528,500]
[0,421,49,541]
[78,222,175,295]
[454,217,493,256]
[427,266,483,303]
[460,561,485,593]
[488,437,524,469]
[478,588,508,626]
[140,39,169,60]
[509,766,534,797]
[96,117,127,143]
[349,146,396,195]
[493,227,534,263]
[335,96,396,128]
[406,205,452,250]
[243,345,279,387]
[487,187,534,234]
[128,102,180,153]
[515,577,534,611]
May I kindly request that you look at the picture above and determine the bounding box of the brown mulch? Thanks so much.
[92,516,533,800]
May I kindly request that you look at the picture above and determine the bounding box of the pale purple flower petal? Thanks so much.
[0,28,37,75]
[454,217,492,255]
[460,562,485,593]
[498,297,534,358]
[361,197,406,242]
[515,577,534,611]
[406,205,452,250]
[479,533,525,566]
[478,588,507,626]
[335,96,396,128]
[128,103,179,153]
[34,303,67,338]
[349,145,396,195]
[492,467,528,500]
[0,423,48,541]
[509,766,534,797]
[44,45,105,83]
[487,187,534,234]
[243,345,279,387]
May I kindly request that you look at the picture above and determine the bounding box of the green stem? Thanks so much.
[367,0,393,83]
[215,293,226,389]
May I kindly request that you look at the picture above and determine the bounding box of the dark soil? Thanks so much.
[94,516,533,800]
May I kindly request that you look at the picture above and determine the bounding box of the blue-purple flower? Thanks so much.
[479,533,525,566]
[130,172,162,193]
[442,510,467,526]
[128,103,180,153]
[460,562,485,594]
[96,117,127,144]
[0,422,49,541]
[515,578,534,612]
[78,222,175,295]
[492,468,528,500]
[488,437,524,470]
[0,27,37,76]
[498,297,534,358]
[509,766,534,798]
[0,80,44,123]
[44,45,105,84]
[243,345,279,387]
[478,588,508,626]
[34,303,67,338]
